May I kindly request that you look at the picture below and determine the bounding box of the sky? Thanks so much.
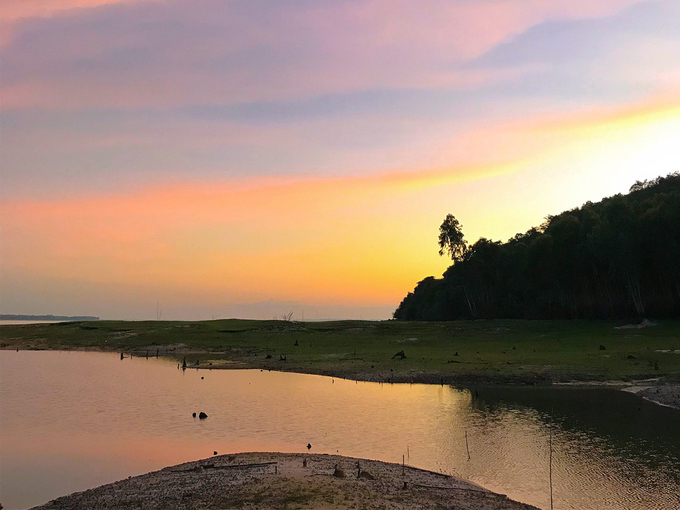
[1,0,679,320]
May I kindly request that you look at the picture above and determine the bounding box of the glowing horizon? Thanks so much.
[1,0,679,320]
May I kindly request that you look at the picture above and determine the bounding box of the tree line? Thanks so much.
[394,173,680,320]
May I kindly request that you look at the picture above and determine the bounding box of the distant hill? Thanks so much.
[394,172,680,320]
[1,314,99,321]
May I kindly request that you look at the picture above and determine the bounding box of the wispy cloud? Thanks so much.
[1,0,646,109]
[3,95,678,316]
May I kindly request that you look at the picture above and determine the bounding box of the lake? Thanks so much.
[1,350,678,509]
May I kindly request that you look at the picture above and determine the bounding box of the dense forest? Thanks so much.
[394,173,680,320]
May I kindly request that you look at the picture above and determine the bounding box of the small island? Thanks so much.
[31,452,539,510]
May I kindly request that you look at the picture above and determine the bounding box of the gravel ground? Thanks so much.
[624,383,680,409]
[31,452,540,510]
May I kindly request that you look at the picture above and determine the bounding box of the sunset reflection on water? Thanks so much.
[1,350,678,510]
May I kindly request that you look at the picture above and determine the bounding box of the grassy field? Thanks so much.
[2,319,679,384]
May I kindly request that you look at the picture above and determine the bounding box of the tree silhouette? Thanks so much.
[395,172,680,321]
[438,214,467,262]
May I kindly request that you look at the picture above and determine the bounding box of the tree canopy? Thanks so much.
[394,173,680,320]
[438,214,467,261]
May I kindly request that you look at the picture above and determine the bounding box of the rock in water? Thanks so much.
[199,412,208,419]
[307,443,312,450]
[192,412,196,418]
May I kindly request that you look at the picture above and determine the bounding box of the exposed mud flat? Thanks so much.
[32,452,540,510]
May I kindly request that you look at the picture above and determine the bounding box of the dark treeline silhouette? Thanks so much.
[394,173,680,320]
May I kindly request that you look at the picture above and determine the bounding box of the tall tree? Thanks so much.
[438,214,467,262]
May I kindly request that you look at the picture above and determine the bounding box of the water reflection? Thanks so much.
[0,351,678,510]
[460,386,680,509]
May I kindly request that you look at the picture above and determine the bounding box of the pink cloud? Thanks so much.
[1,0,644,110]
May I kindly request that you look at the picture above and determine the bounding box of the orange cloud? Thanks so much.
[1,0,158,23]
[0,162,507,307]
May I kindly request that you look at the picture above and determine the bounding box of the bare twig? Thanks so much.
[465,430,471,461]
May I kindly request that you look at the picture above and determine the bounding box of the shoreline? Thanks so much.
[3,345,679,409]
[30,452,540,510]
[202,362,680,410]
[619,382,680,410]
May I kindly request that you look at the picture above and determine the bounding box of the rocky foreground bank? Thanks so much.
[32,452,539,510]
[623,382,680,409]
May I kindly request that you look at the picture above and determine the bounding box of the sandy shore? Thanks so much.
[32,452,539,510]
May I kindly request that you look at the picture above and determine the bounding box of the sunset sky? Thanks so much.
[1,0,679,320]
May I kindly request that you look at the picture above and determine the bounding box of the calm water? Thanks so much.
[1,351,678,510]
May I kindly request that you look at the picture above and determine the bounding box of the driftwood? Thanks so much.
[392,350,406,359]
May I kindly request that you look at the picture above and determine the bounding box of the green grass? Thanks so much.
[2,319,679,383]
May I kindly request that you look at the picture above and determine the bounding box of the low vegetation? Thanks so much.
[2,319,679,384]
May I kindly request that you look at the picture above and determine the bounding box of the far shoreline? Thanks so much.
[3,344,679,410]
[2,318,679,409]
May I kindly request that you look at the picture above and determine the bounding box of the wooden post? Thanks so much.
[402,455,405,476]
[549,426,554,510]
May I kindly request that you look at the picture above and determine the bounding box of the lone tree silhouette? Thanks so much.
[438,214,467,262]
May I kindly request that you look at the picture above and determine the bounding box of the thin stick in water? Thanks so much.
[465,430,471,461]
[549,425,554,510]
